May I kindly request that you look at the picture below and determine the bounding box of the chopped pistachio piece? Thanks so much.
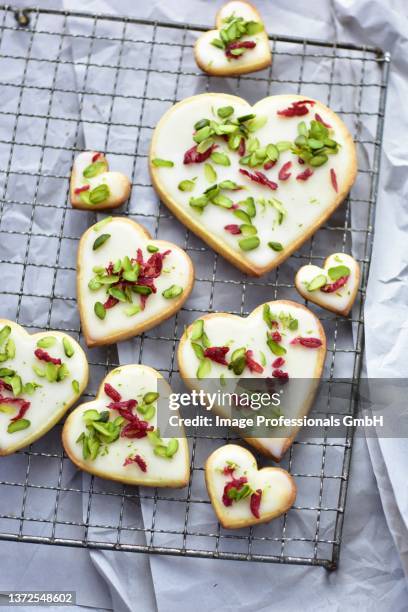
[37,336,56,349]
[238,236,260,251]
[307,274,327,291]
[162,285,183,299]
[152,158,174,168]
[63,337,75,358]
[94,302,106,320]
[8,419,30,433]
[93,233,111,250]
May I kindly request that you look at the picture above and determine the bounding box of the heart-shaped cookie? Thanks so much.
[62,365,190,488]
[295,253,360,316]
[178,300,326,461]
[150,93,357,276]
[0,320,88,456]
[70,152,131,211]
[205,444,296,529]
[194,1,271,76]
[77,217,194,347]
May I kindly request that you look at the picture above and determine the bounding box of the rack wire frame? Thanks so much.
[0,5,390,569]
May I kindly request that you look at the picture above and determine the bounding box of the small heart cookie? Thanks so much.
[77,217,194,347]
[150,93,357,276]
[295,253,360,316]
[178,300,326,461]
[205,444,296,529]
[195,1,271,76]
[0,320,88,455]
[70,152,131,211]
[62,365,190,488]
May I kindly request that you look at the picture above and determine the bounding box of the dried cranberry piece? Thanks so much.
[278,161,292,181]
[277,100,315,117]
[239,168,278,190]
[271,331,282,342]
[11,401,30,422]
[123,454,147,472]
[0,380,13,392]
[321,276,349,293]
[0,396,31,421]
[224,224,242,235]
[238,138,246,157]
[272,369,289,381]
[104,383,122,402]
[204,346,229,366]
[290,336,322,348]
[141,250,170,279]
[34,348,62,366]
[330,168,338,193]
[298,157,305,165]
[263,160,276,171]
[225,40,256,59]
[245,350,264,374]
[222,476,248,507]
[272,357,285,368]
[250,489,262,518]
[315,113,331,128]
[74,185,90,195]
[296,168,314,181]
[103,295,119,309]
[92,152,103,162]
[223,464,235,476]
[183,144,218,164]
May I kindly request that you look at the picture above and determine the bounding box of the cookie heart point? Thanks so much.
[205,444,296,529]
[70,152,131,211]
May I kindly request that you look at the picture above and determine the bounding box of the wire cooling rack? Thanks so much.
[0,5,389,569]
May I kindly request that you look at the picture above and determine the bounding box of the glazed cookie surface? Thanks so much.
[150,93,357,276]
[178,300,326,461]
[194,1,271,76]
[295,253,360,316]
[205,444,296,529]
[0,321,88,455]
[77,217,194,347]
[70,151,131,210]
[62,365,190,488]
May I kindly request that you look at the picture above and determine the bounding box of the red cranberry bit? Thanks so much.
[92,152,103,162]
[0,396,31,421]
[321,275,349,293]
[263,160,277,171]
[74,184,90,195]
[225,40,256,59]
[224,224,242,235]
[223,464,235,476]
[238,138,246,157]
[11,401,30,422]
[277,100,315,117]
[239,168,278,190]
[204,346,229,366]
[290,336,322,348]
[272,369,289,381]
[250,489,262,519]
[245,350,264,374]
[34,348,62,366]
[183,143,218,164]
[0,380,13,392]
[271,331,282,342]
[123,454,147,472]
[298,157,305,165]
[330,168,338,193]
[222,476,248,507]
[278,161,292,181]
[296,168,314,181]
[315,113,331,128]
[104,383,122,402]
[272,357,285,368]
[104,295,119,309]
[230,203,239,210]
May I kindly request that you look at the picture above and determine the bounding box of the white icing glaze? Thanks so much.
[151,94,356,272]
[178,301,325,459]
[296,253,359,313]
[72,152,130,205]
[77,218,193,344]
[63,365,189,486]
[0,322,88,454]
[206,444,295,523]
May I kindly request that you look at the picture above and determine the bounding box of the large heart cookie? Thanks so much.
[205,444,296,529]
[178,300,326,461]
[62,365,190,488]
[194,1,271,76]
[77,217,194,347]
[295,253,360,316]
[150,93,357,276]
[70,152,131,211]
[0,320,88,455]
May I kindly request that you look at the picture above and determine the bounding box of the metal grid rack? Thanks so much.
[0,5,389,569]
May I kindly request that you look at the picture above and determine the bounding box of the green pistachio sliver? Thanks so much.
[194,118,210,130]
[238,236,260,251]
[230,347,246,361]
[233,209,252,225]
[166,438,179,458]
[219,180,240,190]
[310,153,328,167]
[93,216,112,232]
[240,224,257,236]
[94,302,106,320]
[270,198,287,225]
[246,20,264,34]
[125,304,142,317]
[212,194,233,208]
[89,184,110,205]
[88,277,102,291]
[190,319,204,341]
[178,179,196,192]
[144,392,159,405]
[122,269,139,283]
[93,233,111,250]
[196,137,215,154]
[297,121,308,136]
[229,355,246,375]
[276,140,292,152]
[268,241,284,252]
[37,336,56,349]
[154,445,169,458]
[97,275,120,285]
[247,115,267,132]
[162,285,184,299]
[263,304,277,329]
[267,337,287,356]
[9,375,22,396]
[142,404,156,421]
[197,358,212,379]
[108,287,128,302]
[83,161,107,179]
[247,137,259,154]
[57,363,70,382]
[307,274,327,291]
[147,429,164,447]
[211,38,225,49]
[210,152,231,166]
[201,331,211,349]
[33,365,46,378]
[242,197,256,218]
[308,138,324,149]
[72,379,80,394]
[237,113,255,124]
[0,403,15,414]
[266,143,279,161]
[147,244,159,253]
[44,362,58,383]
[132,285,153,295]
[0,325,11,347]
[152,158,174,168]
[0,368,15,377]
[191,342,205,360]
[204,163,217,183]
[260,351,267,367]
[328,265,351,280]
[8,418,30,433]
[63,337,75,358]
[217,105,234,119]
[6,339,15,359]
[189,195,209,210]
